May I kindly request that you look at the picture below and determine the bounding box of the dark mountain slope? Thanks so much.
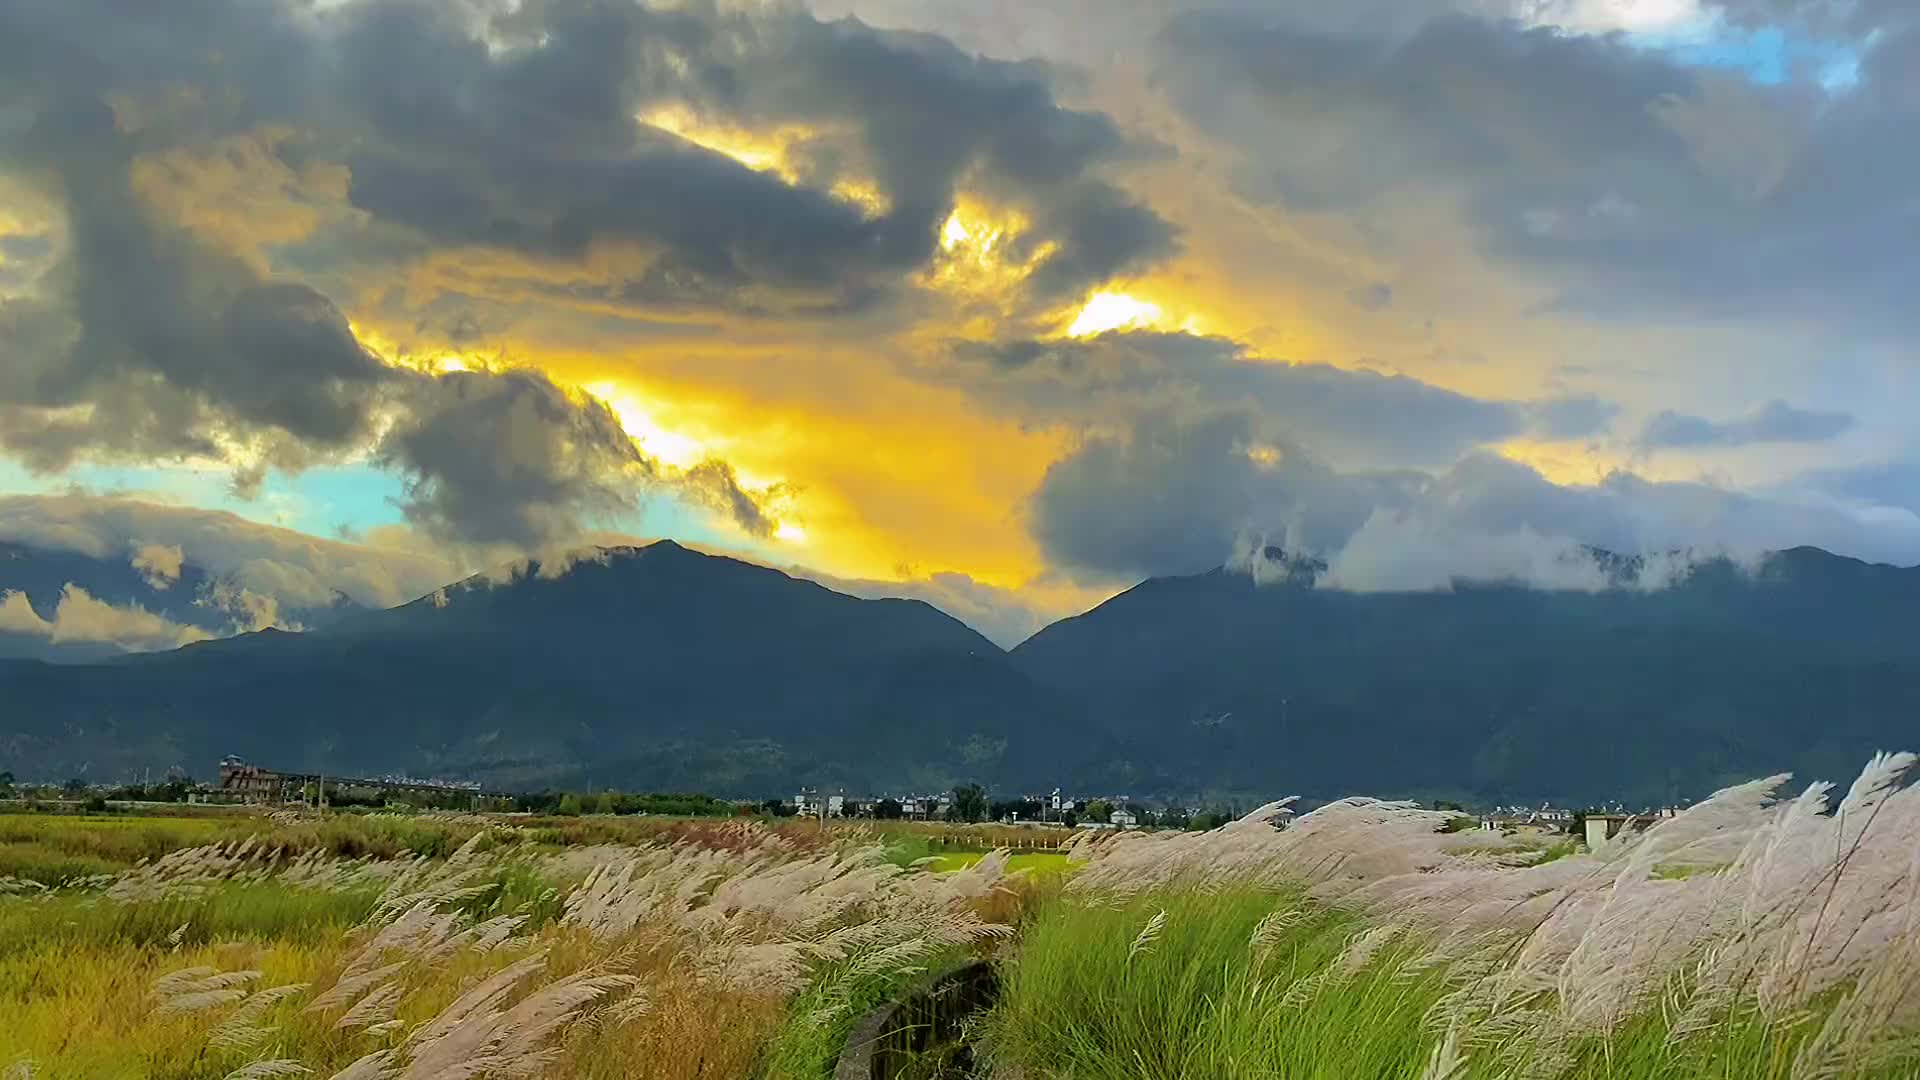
[1011,548,1920,806]
[1,542,1104,792]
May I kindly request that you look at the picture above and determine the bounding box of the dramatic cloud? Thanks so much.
[678,460,781,540]
[199,580,292,634]
[929,331,1611,469]
[377,370,651,548]
[1031,411,1920,585]
[130,543,184,590]
[0,0,1184,560]
[805,566,1078,648]
[1640,399,1855,450]
[0,0,1916,633]
[0,495,453,610]
[334,0,1173,314]
[1029,410,1422,581]
[0,585,212,652]
[1154,6,1920,333]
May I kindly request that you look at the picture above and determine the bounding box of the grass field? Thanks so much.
[6,754,1920,1079]
[982,755,1920,1080]
[918,850,1071,876]
[0,809,1051,1079]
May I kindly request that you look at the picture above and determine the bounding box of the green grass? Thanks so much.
[0,814,244,882]
[984,888,1446,1080]
[0,810,525,887]
[985,888,1920,1080]
[0,882,385,960]
[0,841,124,885]
[918,851,1072,877]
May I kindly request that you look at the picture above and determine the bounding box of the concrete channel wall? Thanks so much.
[834,959,1000,1080]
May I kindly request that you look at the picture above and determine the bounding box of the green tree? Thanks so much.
[874,798,903,820]
[555,792,585,816]
[1189,809,1232,830]
[1084,799,1113,824]
[946,783,988,823]
[0,771,14,799]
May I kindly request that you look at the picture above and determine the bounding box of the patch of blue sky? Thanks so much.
[269,465,412,538]
[0,457,412,541]
[1637,23,1863,88]
[0,454,796,564]
[627,492,789,562]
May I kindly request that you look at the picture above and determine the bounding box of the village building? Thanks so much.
[214,756,505,809]
[1583,813,1650,849]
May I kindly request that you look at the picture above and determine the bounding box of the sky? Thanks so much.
[0,0,1917,647]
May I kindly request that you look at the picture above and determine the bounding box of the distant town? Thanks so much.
[0,756,1695,846]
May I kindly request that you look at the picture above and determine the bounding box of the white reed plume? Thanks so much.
[209,983,311,1052]
[1064,750,1920,1069]
[151,967,263,1016]
[1419,1024,1468,1080]
[404,952,549,1051]
[306,961,410,1015]
[326,1051,395,1080]
[335,981,407,1032]
[397,970,639,1080]
[222,1061,310,1079]
[1127,909,1167,965]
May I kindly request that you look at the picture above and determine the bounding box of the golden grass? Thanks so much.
[0,814,1035,1080]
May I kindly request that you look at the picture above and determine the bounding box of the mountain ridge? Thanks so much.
[4,538,1920,804]
[0,541,1107,794]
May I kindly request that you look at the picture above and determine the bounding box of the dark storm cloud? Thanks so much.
[1029,410,1420,581]
[0,0,1167,546]
[933,331,1610,468]
[0,88,391,472]
[0,71,652,551]
[1031,410,1920,584]
[679,460,778,540]
[1154,8,1920,334]
[377,370,649,549]
[313,0,1176,314]
[1640,399,1855,451]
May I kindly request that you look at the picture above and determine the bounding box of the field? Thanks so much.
[3,753,1919,1079]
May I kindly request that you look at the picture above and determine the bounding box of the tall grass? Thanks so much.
[11,754,1919,1078]
[996,751,1920,1079]
[0,818,1030,1080]
[986,888,1446,1080]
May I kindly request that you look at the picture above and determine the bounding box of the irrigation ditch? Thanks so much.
[833,958,1001,1080]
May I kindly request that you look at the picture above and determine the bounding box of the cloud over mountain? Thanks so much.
[1640,399,1855,451]
[0,0,1915,616]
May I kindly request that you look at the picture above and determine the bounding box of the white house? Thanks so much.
[1111,808,1139,829]
[827,794,845,818]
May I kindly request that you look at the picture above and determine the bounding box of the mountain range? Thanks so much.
[3,539,1917,805]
